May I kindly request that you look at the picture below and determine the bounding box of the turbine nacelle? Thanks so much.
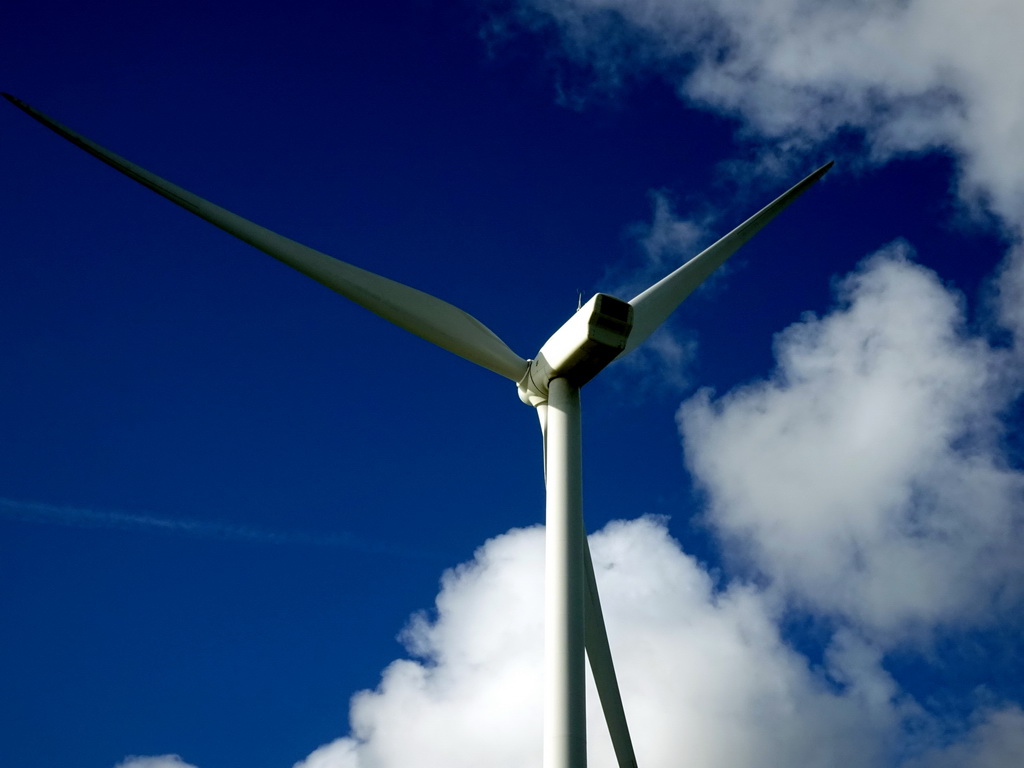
[518,293,633,406]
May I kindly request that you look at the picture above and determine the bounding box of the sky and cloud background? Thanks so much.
[2,1,1023,766]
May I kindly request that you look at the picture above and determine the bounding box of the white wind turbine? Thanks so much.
[4,92,832,768]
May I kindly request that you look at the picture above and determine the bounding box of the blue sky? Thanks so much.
[2,1,1023,767]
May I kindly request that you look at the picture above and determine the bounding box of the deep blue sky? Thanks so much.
[2,2,1019,767]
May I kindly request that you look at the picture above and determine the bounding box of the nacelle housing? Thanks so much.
[518,293,633,405]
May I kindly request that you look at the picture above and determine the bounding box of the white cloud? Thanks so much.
[904,707,1024,768]
[510,0,1024,227]
[602,192,707,393]
[295,518,946,768]
[679,244,1024,641]
[115,756,199,768]
[609,325,696,392]
[297,526,546,768]
[637,191,706,270]
[991,243,1024,346]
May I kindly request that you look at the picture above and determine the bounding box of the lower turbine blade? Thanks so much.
[3,93,529,383]
[623,161,833,356]
[585,534,639,768]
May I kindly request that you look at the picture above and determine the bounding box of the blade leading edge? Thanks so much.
[3,93,529,383]
[623,161,833,356]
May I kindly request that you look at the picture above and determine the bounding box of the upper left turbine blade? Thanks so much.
[3,94,530,383]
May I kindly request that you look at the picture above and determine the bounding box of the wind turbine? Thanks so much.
[4,92,832,768]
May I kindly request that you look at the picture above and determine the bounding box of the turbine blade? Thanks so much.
[585,537,638,768]
[623,161,833,356]
[3,93,529,383]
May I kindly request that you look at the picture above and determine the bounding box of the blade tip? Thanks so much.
[2,92,29,112]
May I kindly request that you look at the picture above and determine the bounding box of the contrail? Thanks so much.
[0,497,441,559]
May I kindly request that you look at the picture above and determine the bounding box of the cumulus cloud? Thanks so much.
[290,512,1024,768]
[507,0,1024,226]
[679,244,1024,641]
[296,518,924,768]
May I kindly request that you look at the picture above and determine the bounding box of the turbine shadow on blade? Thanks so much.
[4,93,832,768]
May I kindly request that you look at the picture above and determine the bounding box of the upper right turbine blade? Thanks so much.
[622,161,833,356]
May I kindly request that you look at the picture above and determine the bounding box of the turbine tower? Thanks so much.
[4,93,832,768]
